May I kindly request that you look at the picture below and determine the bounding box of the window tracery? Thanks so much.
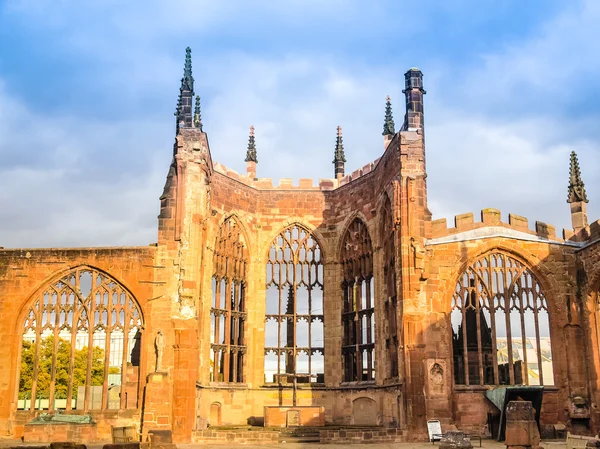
[451,252,554,386]
[18,267,143,411]
[264,225,324,384]
[341,218,375,382]
[210,217,247,383]
[382,195,399,378]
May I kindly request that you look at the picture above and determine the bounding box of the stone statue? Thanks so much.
[155,330,165,372]
[430,363,444,395]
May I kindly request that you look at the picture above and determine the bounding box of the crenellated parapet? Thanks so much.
[214,156,387,191]
[429,208,581,245]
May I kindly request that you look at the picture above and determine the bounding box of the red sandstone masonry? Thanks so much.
[192,429,279,445]
[320,428,405,444]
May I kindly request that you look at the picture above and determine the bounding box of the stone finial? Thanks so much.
[175,47,195,131]
[183,47,194,91]
[333,126,346,179]
[567,150,588,203]
[193,96,203,130]
[382,95,395,136]
[245,125,258,163]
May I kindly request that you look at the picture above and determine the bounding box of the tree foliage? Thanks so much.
[19,336,119,400]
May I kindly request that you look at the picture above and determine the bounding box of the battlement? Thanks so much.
[430,208,574,244]
[338,158,381,187]
[213,156,382,191]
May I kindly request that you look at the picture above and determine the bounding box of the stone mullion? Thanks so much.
[460,289,469,385]
[277,257,283,379]
[48,291,60,411]
[84,271,95,413]
[503,265,515,385]
[533,295,544,386]
[307,270,313,378]
[119,297,130,410]
[518,275,529,385]
[366,278,374,381]
[489,289,499,385]
[214,279,222,379]
[29,302,42,412]
[472,278,484,385]
[66,298,80,411]
[101,290,112,411]
[353,280,361,380]
[223,280,232,382]
[292,255,297,377]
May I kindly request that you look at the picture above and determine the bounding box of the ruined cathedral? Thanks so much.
[1,47,600,443]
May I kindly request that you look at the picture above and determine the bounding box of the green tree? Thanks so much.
[19,335,120,400]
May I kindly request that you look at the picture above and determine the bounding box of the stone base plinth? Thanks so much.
[320,428,405,444]
[192,429,279,444]
[24,423,98,443]
[264,406,325,428]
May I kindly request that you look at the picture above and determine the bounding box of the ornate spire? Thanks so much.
[183,47,194,92]
[175,47,195,131]
[245,126,258,163]
[194,96,202,130]
[383,95,395,136]
[567,150,588,203]
[333,126,346,178]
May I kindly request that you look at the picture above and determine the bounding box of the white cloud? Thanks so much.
[1,1,599,249]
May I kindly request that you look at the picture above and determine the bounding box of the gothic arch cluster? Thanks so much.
[206,193,402,386]
[14,224,564,414]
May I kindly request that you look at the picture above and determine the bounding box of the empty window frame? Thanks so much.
[210,217,247,383]
[18,267,143,411]
[451,252,554,386]
[341,218,375,382]
[265,225,324,384]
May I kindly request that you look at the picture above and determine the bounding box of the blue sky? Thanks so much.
[0,0,598,247]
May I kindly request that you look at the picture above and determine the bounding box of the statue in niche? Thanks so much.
[410,237,427,280]
[155,330,165,372]
[430,363,444,395]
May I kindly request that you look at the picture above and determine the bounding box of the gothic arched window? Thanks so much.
[18,267,143,411]
[451,252,554,386]
[341,218,375,382]
[265,225,324,384]
[382,195,399,378]
[210,217,247,383]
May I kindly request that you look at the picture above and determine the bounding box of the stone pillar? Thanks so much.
[142,372,172,436]
[505,401,541,449]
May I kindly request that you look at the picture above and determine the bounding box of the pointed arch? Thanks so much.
[264,224,324,384]
[263,220,328,263]
[17,266,144,412]
[450,251,554,387]
[210,215,248,383]
[341,217,376,382]
[336,210,374,259]
[215,212,252,255]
